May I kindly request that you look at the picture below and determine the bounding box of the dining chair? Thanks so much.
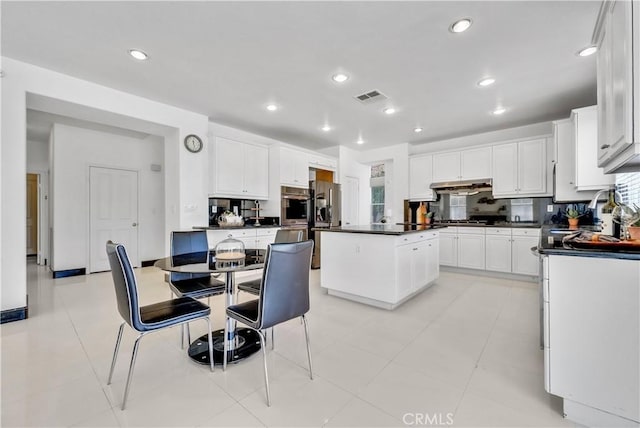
[223,240,314,406]
[170,230,225,346]
[106,241,214,410]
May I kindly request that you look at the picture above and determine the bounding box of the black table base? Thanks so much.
[188,328,261,365]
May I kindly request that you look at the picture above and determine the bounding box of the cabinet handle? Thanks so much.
[413,248,418,251]
[600,144,610,149]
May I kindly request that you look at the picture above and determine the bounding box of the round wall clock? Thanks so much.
[184,134,203,153]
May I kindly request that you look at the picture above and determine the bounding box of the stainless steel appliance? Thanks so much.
[280,186,310,240]
[309,180,341,268]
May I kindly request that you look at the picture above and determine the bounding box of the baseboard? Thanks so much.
[440,266,538,283]
[1,306,28,324]
[141,259,158,268]
[52,268,86,278]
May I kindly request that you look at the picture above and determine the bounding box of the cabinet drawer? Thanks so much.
[226,229,255,238]
[512,228,541,237]
[457,227,485,235]
[439,226,457,234]
[256,227,280,237]
[485,227,512,235]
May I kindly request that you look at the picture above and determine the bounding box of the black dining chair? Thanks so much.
[170,230,225,347]
[106,241,214,410]
[223,240,314,406]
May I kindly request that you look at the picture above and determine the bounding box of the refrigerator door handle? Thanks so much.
[328,187,333,224]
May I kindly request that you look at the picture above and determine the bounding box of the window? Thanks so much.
[370,163,385,223]
[510,198,534,222]
[617,173,640,207]
[449,195,466,220]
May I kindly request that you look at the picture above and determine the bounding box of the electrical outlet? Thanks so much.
[547,205,554,213]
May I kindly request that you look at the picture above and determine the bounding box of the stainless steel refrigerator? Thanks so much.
[308,180,341,269]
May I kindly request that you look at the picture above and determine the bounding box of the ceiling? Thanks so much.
[3,1,601,150]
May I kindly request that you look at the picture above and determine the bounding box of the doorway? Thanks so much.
[89,166,139,273]
[26,173,38,256]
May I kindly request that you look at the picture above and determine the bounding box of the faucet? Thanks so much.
[514,215,521,223]
[588,187,623,209]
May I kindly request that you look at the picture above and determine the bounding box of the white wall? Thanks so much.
[338,146,371,225]
[50,124,165,271]
[1,57,209,312]
[27,140,48,171]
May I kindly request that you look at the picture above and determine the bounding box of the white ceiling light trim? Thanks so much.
[332,73,349,83]
[492,107,507,115]
[266,104,279,111]
[414,127,423,133]
[321,125,332,132]
[577,46,597,57]
[449,18,472,33]
[128,49,148,61]
[477,77,496,87]
[383,107,396,115]
[356,139,364,145]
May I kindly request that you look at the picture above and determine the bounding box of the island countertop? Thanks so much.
[314,224,447,236]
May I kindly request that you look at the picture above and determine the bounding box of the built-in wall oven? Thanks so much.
[281,186,310,239]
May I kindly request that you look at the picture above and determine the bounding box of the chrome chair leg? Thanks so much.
[302,315,313,380]
[107,323,125,385]
[181,324,186,349]
[204,318,214,372]
[271,327,275,350]
[122,333,144,410]
[257,330,271,406]
[222,317,229,371]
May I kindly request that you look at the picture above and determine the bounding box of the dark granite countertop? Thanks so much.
[536,225,640,260]
[432,222,542,229]
[193,224,281,230]
[314,224,448,235]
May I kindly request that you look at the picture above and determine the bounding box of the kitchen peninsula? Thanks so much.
[318,225,444,309]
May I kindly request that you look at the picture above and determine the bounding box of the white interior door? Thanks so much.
[90,167,139,273]
[342,176,359,226]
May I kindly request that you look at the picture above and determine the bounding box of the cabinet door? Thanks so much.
[281,147,308,188]
[215,138,245,195]
[457,234,485,270]
[244,144,269,198]
[432,152,461,182]
[485,234,512,273]
[461,147,492,180]
[396,244,413,300]
[409,155,435,201]
[573,107,615,190]
[597,12,614,166]
[518,139,547,195]
[426,238,439,283]
[511,236,539,275]
[439,233,458,266]
[492,143,519,196]
[411,243,429,292]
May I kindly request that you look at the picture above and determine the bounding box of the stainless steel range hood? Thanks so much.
[430,178,492,195]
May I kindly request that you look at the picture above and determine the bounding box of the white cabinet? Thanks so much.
[206,227,280,251]
[409,155,435,201]
[457,228,485,270]
[439,228,458,267]
[280,147,309,188]
[426,238,439,284]
[595,0,640,173]
[572,106,615,190]
[432,147,492,183]
[492,139,548,197]
[308,154,337,171]
[511,229,540,276]
[485,230,512,273]
[210,137,269,199]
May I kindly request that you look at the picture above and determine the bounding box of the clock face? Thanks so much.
[184,134,203,153]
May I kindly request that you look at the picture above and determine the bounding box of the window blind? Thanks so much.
[616,173,640,207]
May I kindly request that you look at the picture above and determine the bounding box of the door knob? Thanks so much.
[132,222,138,227]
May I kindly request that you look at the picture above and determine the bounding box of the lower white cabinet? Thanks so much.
[439,228,458,266]
[485,231,512,273]
[457,229,486,270]
[206,227,280,250]
[511,231,540,276]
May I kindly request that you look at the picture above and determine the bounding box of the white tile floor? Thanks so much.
[1,261,575,427]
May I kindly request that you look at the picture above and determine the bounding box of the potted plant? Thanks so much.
[628,204,640,240]
[424,211,434,225]
[566,206,581,229]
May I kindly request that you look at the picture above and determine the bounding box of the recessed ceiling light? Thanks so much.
[383,107,396,115]
[128,49,148,61]
[414,127,423,133]
[492,107,507,115]
[577,46,597,57]
[356,139,364,145]
[449,18,472,33]
[332,73,349,83]
[321,125,332,132]
[477,77,496,87]
[266,104,279,111]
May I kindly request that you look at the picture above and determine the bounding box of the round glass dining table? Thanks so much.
[154,249,266,365]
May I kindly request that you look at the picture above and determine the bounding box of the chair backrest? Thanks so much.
[257,240,314,330]
[106,240,142,330]
[170,231,209,282]
[274,228,304,244]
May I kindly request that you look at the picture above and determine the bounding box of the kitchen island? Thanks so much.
[317,224,444,309]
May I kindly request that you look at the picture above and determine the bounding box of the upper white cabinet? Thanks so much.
[492,139,548,198]
[409,155,435,201]
[280,147,309,188]
[210,137,269,199]
[573,106,615,190]
[308,154,337,171]
[595,0,640,173]
[432,147,492,182]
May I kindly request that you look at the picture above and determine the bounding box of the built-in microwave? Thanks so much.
[281,186,310,226]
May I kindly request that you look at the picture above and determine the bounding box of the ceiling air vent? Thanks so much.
[354,90,387,104]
